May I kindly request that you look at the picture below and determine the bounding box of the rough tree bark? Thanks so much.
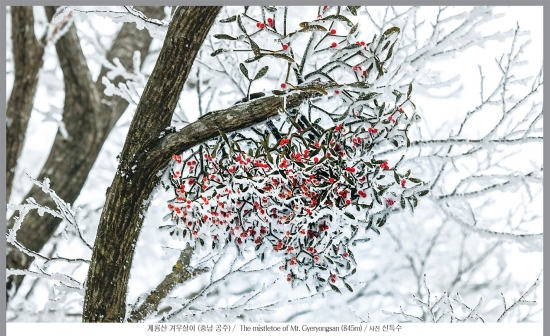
[82,6,334,322]
[82,6,222,322]
[6,6,165,300]
[6,7,46,203]
[127,245,209,322]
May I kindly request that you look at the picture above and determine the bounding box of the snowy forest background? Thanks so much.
[5,6,543,323]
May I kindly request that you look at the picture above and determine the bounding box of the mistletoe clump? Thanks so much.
[162,6,429,293]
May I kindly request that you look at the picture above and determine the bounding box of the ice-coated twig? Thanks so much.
[497,278,541,322]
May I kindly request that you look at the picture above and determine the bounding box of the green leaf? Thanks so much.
[298,24,328,33]
[272,89,286,95]
[385,40,398,61]
[239,63,249,79]
[297,85,328,95]
[344,282,354,292]
[245,54,266,63]
[219,15,237,23]
[347,6,358,16]
[400,195,406,209]
[347,82,371,89]
[343,44,361,50]
[254,66,269,80]
[418,190,429,197]
[249,39,261,56]
[391,139,399,147]
[408,177,422,183]
[407,82,413,97]
[344,212,355,220]
[329,283,342,294]
[211,142,220,158]
[214,34,237,40]
[363,92,381,100]
[219,129,230,146]
[322,14,354,27]
[375,58,384,76]
[211,48,228,57]
[383,26,401,36]
[264,6,277,12]
[269,53,295,63]
[237,15,247,35]
[393,171,400,184]
[412,195,418,207]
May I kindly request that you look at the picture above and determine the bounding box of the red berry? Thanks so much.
[282,44,288,50]
[267,18,273,24]
[256,22,262,28]
[334,89,340,94]
[330,29,336,35]
[281,83,286,89]
[331,42,337,48]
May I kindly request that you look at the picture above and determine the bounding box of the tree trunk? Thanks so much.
[6,6,165,301]
[6,7,45,203]
[82,6,222,322]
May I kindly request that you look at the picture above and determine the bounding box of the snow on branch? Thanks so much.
[127,245,209,322]
[383,274,540,323]
[7,176,92,250]
[101,50,147,106]
[440,204,542,252]
[52,6,169,39]
[497,278,541,322]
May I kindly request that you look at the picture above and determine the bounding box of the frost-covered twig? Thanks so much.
[497,278,541,322]
[7,176,92,250]
[54,6,169,39]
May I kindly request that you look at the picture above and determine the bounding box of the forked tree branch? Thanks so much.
[6,6,166,301]
[82,6,222,323]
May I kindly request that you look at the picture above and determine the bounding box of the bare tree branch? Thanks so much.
[128,245,209,322]
[6,6,166,301]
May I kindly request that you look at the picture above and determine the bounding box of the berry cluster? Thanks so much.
[167,6,428,292]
